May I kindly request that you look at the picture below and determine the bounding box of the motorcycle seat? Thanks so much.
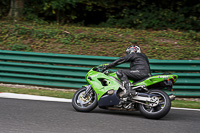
[131,76,150,85]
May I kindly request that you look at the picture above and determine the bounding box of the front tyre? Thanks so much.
[72,87,97,112]
[139,89,171,119]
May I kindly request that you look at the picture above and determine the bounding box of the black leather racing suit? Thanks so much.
[107,53,151,86]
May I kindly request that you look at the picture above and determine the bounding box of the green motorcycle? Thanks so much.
[72,64,178,119]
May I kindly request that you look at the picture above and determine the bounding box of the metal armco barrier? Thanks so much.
[0,50,199,97]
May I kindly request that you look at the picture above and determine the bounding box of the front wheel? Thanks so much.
[138,89,171,119]
[72,87,97,112]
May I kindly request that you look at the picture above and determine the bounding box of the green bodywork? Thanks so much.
[85,65,178,100]
[86,70,121,100]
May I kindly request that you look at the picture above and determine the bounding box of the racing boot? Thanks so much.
[122,82,136,98]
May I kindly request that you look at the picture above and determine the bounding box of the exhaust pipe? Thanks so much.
[169,94,176,101]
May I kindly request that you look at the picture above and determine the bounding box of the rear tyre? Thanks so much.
[138,89,171,119]
[72,87,97,112]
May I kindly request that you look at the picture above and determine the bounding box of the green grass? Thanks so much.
[172,100,200,109]
[0,86,199,109]
[0,20,199,60]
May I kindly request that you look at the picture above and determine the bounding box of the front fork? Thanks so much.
[83,85,92,98]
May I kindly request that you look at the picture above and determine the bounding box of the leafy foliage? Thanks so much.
[1,0,200,31]
[0,0,10,18]
[102,5,200,31]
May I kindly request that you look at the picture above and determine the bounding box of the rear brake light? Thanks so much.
[172,76,176,83]
[173,76,176,79]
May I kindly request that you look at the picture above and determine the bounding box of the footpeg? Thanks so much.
[169,94,176,101]
[131,85,148,91]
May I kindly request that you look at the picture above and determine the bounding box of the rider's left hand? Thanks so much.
[103,64,109,70]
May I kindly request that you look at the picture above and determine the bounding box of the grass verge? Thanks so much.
[171,100,200,109]
[0,86,74,99]
[0,86,199,109]
[0,20,199,60]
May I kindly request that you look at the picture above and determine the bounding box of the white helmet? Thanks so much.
[125,45,141,55]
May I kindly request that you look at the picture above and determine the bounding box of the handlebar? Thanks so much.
[93,65,108,74]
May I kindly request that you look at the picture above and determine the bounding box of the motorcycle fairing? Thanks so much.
[86,70,121,100]
[86,65,178,101]
[108,72,178,88]
[134,75,178,87]
[98,90,120,106]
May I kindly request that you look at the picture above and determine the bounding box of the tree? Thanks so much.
[8,0,24,18]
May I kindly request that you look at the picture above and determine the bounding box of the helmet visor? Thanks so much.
[125,47,135,55]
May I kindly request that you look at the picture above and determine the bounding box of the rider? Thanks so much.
[104,45,151,97]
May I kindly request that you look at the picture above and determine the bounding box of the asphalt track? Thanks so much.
[0,97,200,133]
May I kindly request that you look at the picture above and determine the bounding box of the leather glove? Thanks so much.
[103,64,110,70]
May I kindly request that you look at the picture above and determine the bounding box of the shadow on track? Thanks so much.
[91,108,146,119]
[69,103,200,122]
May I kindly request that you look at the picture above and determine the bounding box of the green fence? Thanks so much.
[0,50,199,97]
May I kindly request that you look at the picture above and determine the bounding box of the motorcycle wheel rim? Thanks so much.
[141,92,167,114]
[75,90,96,108]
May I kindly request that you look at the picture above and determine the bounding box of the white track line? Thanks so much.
[0,93,199,111]
[171,107,200,111]
[0,93,71,103]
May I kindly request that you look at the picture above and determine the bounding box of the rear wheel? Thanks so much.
[72,87,97,112]
[138,89,171,119]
